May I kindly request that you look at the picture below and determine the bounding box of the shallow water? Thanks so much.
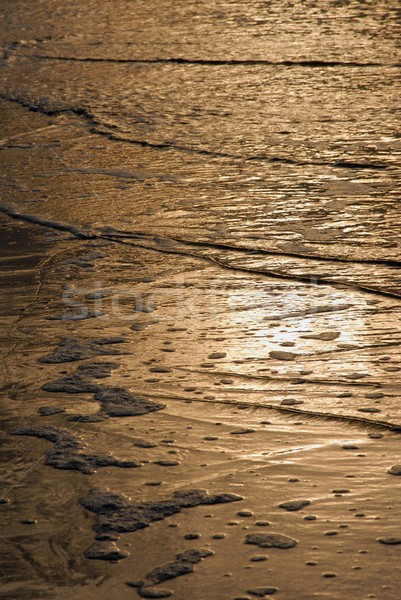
[0,1,400,599]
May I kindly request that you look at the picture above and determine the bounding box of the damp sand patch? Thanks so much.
[80,487,243,561]
[39,337,127,364]
[11,425,142,474]
[42,362,119,393]
[127,548,214,597]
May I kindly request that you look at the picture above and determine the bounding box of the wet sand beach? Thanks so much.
[0,2,400,599]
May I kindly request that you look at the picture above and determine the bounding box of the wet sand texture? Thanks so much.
[0,1,400,599]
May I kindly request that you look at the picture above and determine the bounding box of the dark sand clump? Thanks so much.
[146,548,213,583]
[67,414,107,422]
[94,387,165,417]
[129,548,214,597]
[42,373,100,393]
[11,426,141,474]
[42,361,165,418]
[80,488,243,542]
[42,362,118,393]
[39,337,126,364]
[124,550,215,596]
[245,533,297,549]
[77,361,119,378]
[85,540,129,561]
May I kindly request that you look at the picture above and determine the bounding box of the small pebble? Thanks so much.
[39,406,66,416]
[126,580,144,588]
[246,587,277,597]
[377,537,401,545]
[278,500,310,511]
[230,428,255,435]
[138,586,172,598]
[133,439,158,448]
[21,519,37,525]
[280,399,303,406]
[387,464,401,476]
